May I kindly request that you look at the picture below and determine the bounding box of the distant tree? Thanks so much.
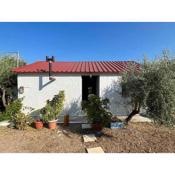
[0,56,25,112]
[122,50,175,126]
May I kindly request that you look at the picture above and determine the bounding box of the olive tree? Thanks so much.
[121,63,146,124]
[122,51,175,126]
[144,56,175,126]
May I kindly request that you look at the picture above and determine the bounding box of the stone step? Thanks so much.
[86,147,104,153]
[83,134,97,142]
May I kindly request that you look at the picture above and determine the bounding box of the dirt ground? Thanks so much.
[0,123,175,153]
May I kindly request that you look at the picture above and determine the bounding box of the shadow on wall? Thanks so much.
[29,97,84,122]
[39,75,55,90]
[102,80,131,116]
[63,98,82,116]
[59,97,85,122]
[30,109,41,120]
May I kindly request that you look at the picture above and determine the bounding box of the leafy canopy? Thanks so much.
[122,51,175,126]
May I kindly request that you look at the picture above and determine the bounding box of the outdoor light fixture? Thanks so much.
[46,56,56,81]
[18,86,24,94]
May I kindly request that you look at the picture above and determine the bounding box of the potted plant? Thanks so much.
[40,91,65,129]
[41,102,57,129]
[34,119,43,129]
[82,94,112,131]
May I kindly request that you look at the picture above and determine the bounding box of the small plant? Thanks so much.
[41,91,65,122]
[82,94,112,129]
[50,90,65,119]
[12,112,33,130]
[41,102,55,122]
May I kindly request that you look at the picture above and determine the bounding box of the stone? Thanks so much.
[117,115,152,123]
[86,147,104,153]
[0,120,10,127]
[57,130,62,134]
[131,114,152,123]
[83,134,97,142]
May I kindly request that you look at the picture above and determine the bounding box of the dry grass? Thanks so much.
[0,123,175,153]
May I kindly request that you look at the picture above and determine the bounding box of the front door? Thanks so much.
[82,75,99,101]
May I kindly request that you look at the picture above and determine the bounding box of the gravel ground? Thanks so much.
[0,123,175,153]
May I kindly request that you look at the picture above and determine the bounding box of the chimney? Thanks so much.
[46,56,55,80]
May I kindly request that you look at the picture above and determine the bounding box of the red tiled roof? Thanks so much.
[12,61,139,74]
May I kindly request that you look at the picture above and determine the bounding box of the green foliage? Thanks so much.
[121,63,146,109]
[0,98,22,121]
[122,51,175,126]
[12,112,33,130]
[0,56,25,88]
[82,94,112,127]
[144,56,175,126]
[50,90,65,118]
[0,56,25,111]
[40,91,65,122]
[41,102,55,122]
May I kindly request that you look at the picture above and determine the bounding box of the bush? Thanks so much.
[82,94,112,127]
[40,91,65,122]
[144,58,175,126]
[0,98,22,121]
[12,112,33,130]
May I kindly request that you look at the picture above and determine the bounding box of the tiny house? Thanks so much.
[13,57,138,122]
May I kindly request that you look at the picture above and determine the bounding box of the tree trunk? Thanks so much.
[2,88,7,108]
[124,102,140,124]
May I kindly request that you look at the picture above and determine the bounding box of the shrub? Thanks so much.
[41,102,55,122]
[82,94,112,127]
[0,98,22,121]
[12,112,33,130]
[50,90,65,118]
[40,91,65,122]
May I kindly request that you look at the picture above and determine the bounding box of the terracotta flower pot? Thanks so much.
[64,114,69,126]
[48,120,57,129]
[35,120,43,129]
[92,123,102,131]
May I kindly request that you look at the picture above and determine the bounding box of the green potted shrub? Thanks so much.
[41,91,65,129]
[82,94,112,131]
[41,102,56,129]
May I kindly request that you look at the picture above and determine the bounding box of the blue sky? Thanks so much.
[0,22,175,63]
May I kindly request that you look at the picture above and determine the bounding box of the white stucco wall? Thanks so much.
[99,75,130,116]
[18,73,83,118]
[18,73,130,120]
